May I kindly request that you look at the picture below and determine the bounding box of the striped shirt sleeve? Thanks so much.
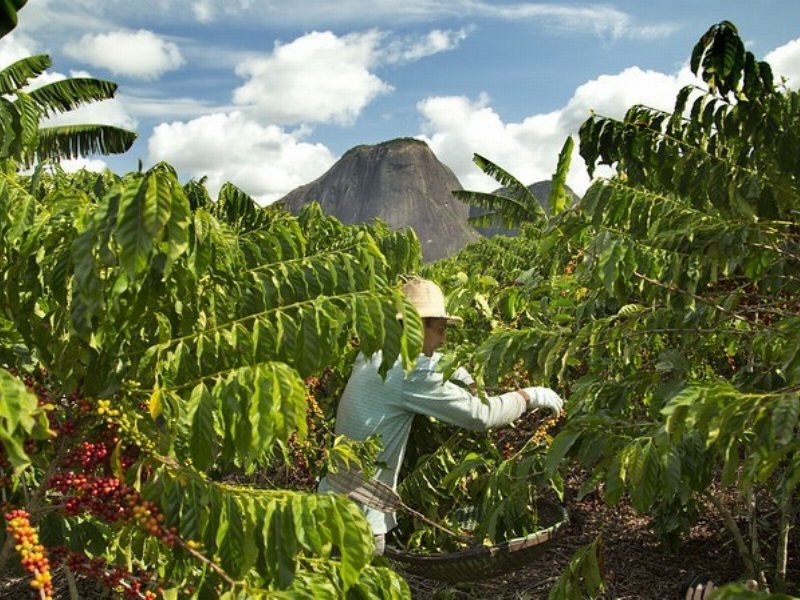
[401,362,526,430]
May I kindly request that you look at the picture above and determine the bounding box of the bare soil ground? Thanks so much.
[393,475,798,599]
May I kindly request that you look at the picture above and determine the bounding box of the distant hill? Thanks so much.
[278,138,480,262]
[468,180,581,238]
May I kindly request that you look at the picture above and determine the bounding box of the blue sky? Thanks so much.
[3,1,800,203]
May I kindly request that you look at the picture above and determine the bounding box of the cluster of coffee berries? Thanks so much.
[500,441,515,460]
[64,439,111,470]
[531,408,565,446]
[273,377,333,489]
[4,509,53,600]
[493,400,565,457]
[62,427,138,473]
[47,473,178,546]
[49,473,126,520]
[20,369,87,436]
[95,399,157,456]
[50,548,159,599]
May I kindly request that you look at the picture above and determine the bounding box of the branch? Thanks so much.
[177,538,240,589]
[631,270,765,329]
[704,491,758,579]
[746,487,767,590]
[148,289,369,351]
[590,111,800,204]
[775,489,793,591]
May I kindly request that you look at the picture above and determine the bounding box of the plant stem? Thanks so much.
[775,489,794,592]
[179,540,240,588]
[704,491,757,579]
[65,567,80,600]
[746,487,766,590]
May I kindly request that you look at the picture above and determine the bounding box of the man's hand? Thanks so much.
[519,387,563,415]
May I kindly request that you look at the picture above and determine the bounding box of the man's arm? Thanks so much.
[401,367,528,430]
[449,365,477,393]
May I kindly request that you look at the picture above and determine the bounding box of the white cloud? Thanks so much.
[13,0,115,35]
[192,0,215,23]
[60,157,108,173]
[765,37,800,89]
[417,93,570,192]
[84,1,673,40]
[0,32,39,68]
[147,111,335,204]
[417,65,697,196]
[63,30,185,80]
[558,65,695,132]
[232,28,469,126]
[485,4,674,40]
[233,30,391,125]
[14,0,674,53]
[118,93,224,120]
[382,27,471,64]
[191,0,254,21]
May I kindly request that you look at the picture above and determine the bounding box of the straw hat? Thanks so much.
[401,277,463,325]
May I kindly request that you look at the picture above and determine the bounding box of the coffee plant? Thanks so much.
[3,6,797,599]
[423,20,800,598]
[0,90,425,598]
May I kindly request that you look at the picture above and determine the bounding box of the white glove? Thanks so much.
[521,387,563,415]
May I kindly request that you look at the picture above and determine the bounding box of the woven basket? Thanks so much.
[384,500,569,583]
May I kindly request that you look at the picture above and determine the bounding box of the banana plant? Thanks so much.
[0,0,26,38]
[0,54,136,165]
[454,137,574,232]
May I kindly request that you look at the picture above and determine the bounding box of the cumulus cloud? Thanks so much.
[147,111,335,204]
[0,32,39,68]
[417,65,697,196]
[232,30,391,126]
[417,93,570,193]
[232,28,468,126]
[765,37,800,89]
[60,157,108,173]
[63,30,185,80]
[558,65,695,132]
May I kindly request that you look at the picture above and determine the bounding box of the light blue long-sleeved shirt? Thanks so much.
[319,351,527,534]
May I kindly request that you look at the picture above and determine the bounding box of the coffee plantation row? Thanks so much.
[1,15,799,600]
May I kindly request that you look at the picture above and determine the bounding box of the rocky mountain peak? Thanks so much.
[278,138,480,262]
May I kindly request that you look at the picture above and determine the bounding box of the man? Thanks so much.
[319,277,563,555]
